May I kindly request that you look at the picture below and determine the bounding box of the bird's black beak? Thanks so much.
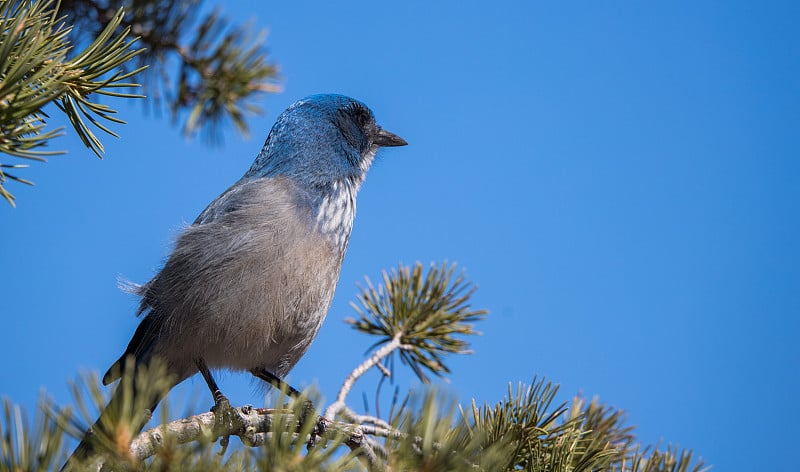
[373,127,408,147]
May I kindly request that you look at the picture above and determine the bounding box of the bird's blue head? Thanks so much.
[245,94,407,186]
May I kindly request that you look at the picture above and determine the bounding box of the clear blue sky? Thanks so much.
[3,1,798,469]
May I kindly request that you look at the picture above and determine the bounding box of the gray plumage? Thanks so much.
[65,94,406,468]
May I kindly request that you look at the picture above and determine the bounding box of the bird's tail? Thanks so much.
[61,358,175,471]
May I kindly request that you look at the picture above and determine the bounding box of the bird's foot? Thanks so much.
[209,389,230,413]
[208,391,245,456]
[218,435,230,456]
[307,417,328,450]
[300,399,326,450]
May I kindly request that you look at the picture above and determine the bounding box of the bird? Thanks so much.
[64,94,407,467]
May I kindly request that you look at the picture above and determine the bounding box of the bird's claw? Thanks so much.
[299,399,326,450]
[208,393,243,457]
[218,435,230,456]
[307,416,328,450]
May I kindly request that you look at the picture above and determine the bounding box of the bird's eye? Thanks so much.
[349,104,372,129]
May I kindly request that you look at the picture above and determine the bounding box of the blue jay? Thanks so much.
[65,94,406,466]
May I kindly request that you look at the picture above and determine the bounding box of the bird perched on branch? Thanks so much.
[64,94,407,467]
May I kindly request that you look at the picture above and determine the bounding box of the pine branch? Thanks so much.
[0,396,71,472]
[58,0,282,142]
[41,380,707,472]
[69,404,376,470]
[325,333,404,421]
[0,262,708,471]
[346,261,487,383]
[623,445,709,472]
[0,0,144,206]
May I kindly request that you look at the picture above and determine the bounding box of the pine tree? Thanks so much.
[0,0,279,206]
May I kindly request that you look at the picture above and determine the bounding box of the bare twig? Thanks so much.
[376,362,392,377]
[338,406,393,430]
[353,412,393,431]
[325,333,405,421]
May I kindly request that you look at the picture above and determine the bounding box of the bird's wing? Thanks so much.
[105,179,260,383]
[193,178,256,225]
[107,177,302,382]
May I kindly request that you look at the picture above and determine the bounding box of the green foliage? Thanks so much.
[58,0,281,141]
[0,262,709,471]
[386,389,514,471]
[176,7,278,138]
[0,0,143,206]
[347,262,487,382]
[0,0,280,207]
[0,396,69,472]
[63,358,175,467]
[624,446,707,472]
[467,381,629,471]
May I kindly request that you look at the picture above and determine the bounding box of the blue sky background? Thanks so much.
[3,1,799,470]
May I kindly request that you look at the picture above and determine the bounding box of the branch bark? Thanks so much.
[80,403,396,471]
[130,405,368,459]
